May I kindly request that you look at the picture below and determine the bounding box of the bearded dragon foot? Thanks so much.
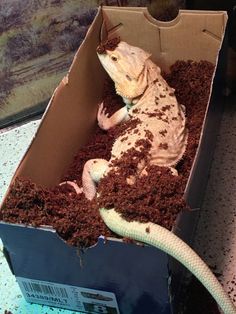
[97,102,129,130]
[97,102,110,130]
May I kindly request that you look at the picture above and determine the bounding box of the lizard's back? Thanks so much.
[111,67,188,168]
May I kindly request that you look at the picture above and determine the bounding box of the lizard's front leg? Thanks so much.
[97,102,129,130]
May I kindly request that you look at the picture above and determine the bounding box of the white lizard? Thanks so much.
[63,40,236,313]
[70,40,188,201]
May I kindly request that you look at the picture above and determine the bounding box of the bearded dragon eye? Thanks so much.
[111,55,117,61]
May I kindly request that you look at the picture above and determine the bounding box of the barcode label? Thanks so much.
[22,281,69,299]
[17,277,120,314]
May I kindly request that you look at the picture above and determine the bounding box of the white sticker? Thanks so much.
[17,277,120,314]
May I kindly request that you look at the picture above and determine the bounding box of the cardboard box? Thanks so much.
[0,6,227,314]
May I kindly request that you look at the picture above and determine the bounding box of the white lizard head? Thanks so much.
[97,41,152,100]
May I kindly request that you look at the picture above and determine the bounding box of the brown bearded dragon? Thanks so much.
[61,40,236,313]
[62,39,188,200]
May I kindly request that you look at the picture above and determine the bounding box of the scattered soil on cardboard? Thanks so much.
[1,60,215,248]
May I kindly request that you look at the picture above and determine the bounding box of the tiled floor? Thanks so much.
[0,96,236,313]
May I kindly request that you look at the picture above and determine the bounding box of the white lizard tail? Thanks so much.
[99,208,236,314]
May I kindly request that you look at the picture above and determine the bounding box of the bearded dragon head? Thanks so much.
[97,40,152,100]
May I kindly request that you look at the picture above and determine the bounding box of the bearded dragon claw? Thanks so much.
[97,102,110,130]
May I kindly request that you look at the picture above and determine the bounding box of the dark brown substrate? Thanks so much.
[0,59,219,313]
